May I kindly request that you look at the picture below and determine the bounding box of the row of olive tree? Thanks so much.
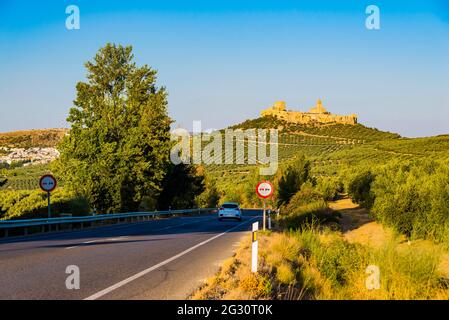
[346,158,449,245]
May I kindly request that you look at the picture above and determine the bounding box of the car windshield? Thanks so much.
[222,204,238,209]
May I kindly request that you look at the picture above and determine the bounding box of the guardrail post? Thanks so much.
[5,229,8,238]
[24,227,28,236]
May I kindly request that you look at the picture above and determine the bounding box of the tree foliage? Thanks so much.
[347,171,376,208]
[276,154,311,207]
[157,163,205,210]
[55,44,172,213]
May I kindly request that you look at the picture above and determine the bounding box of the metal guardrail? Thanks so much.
[0,208,217,238]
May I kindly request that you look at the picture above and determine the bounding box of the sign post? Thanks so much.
[39,174,57,218]
[256,181,274,231]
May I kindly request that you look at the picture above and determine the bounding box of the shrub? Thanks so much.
[280,200,337,230]
[348,170,376,208]
[0,189,90,220]
[316,177,343,201]
[371,159,449,243]
[276,262,296,285]
[277,155,311,206]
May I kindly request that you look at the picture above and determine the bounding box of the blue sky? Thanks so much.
[0,1,448,137]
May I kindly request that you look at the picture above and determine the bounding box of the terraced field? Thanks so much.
[0,164,51,191]
[204,117,449,193]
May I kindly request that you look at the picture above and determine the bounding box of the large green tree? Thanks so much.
[55,44,172,213]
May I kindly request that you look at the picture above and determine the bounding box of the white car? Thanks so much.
[218,202,242,221]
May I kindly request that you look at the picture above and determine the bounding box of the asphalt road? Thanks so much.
[0,210,262,300]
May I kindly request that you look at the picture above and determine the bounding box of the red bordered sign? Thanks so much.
[256,181,274,199]
[39,174,57,193]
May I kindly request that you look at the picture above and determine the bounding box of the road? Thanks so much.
[0,210,262,300]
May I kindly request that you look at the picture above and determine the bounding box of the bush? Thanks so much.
[316,177,343,201]
[371,159,449,243]
[277,154,311,206]
[0,189,90,220]
[348,170,376,208]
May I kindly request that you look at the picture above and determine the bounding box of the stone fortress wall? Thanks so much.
[261,100,358,125]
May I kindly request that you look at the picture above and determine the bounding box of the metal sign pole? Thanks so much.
[47,191,51,219]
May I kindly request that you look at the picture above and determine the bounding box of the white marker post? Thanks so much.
[251,221,259,273]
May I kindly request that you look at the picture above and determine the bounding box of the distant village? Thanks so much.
[0,147,60,167]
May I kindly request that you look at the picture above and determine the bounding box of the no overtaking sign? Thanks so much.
[39,174,57,192]
[256,181,273,199]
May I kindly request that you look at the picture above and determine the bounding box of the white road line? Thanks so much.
[84,217,259,300]
[65,236,129,250]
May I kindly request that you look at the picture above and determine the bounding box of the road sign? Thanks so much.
[39,174,57,193]
[256,181,274,231]
[39,174,57,219]
[256,181,273,199]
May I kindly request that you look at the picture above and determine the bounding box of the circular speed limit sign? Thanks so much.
[256,181,274,199]
[39,174,57,193]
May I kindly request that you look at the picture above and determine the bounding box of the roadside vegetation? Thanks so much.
[192,152,449,300]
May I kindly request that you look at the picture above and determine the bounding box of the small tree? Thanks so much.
[157,163,205,210]
[348,171,376,208]
[277,154,311,207]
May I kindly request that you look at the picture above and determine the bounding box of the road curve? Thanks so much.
[0,210,262,300]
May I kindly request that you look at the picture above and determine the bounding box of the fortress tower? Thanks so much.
[261,99,357,125]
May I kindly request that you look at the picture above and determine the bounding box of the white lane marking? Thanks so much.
[84,217,259,300]
[65,236,129,250]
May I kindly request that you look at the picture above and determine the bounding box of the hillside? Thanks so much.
[0,128,68,148]
[205,116,402,185]
[206,116,449,201]
[231,116,400,142]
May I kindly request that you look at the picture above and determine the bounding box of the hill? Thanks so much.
[205,116,449,202]
[205,115,401,177]
[0,129,68,148]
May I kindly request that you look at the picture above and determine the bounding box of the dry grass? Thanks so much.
[192,197,449,300]
[192,227,449,300]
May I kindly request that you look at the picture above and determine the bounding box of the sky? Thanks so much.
[0,0,448,137]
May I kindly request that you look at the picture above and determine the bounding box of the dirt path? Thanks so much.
[328,196,449,278]
[328,197,391,248]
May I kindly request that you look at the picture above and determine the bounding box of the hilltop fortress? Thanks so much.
[261,100,358,125]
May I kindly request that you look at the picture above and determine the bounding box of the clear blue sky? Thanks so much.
[1,0,448,137]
